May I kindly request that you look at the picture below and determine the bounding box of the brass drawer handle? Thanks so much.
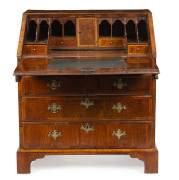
[80,123,94,134]
[113,79,127,90]
[47,80,61,90]
[60,41,64,45]
[80,98,94,109]
[48,103,61,113]
[112,129,126,140]
[33,48,36,51]
[112,102,126,113]
[48,130,62,140]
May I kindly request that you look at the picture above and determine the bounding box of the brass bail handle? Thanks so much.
[47,80,61,90]
[113,79,127,90]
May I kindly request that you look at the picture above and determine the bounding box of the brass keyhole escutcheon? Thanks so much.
[48,103,61,113]
[80,98,94,109]
[80,123,94,134]
[112,129,126,140]
[48,130,62,140]
[112,102,126,113]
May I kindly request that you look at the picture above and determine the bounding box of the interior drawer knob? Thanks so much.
[136,47,140,51]
[60,42,64,45]
[113,79,127,90]
[80,123,94,134]
[112,129,126,140]
[80,98,94,109]
[33,48,36,51]
[110,41,113,44]
[48,103,61,113]
[112,102,126,113]
[48,130,62,140]
[47,80,61,90]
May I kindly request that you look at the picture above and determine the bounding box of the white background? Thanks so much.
[0,0,179,179]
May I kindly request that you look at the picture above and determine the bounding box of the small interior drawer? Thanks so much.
[128,45,150,54]
[23,45,47,55]
[99,38,126,47]
[48,38,76,48]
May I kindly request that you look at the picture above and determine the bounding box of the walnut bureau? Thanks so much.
[14,10,159,173]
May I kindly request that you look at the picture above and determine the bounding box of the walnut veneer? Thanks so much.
[14,10,159,174]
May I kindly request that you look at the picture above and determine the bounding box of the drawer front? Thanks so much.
[87,75,152,95]
[23,121,152,149]
[128,45,150,54]
[48,38,76,48]
[22,96,152,121]
[22,76,85,95]
[23,45,47,55]
[99,38,126,47]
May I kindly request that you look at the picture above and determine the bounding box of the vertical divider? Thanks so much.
[62,18,64,37]
[35,19,40,43]
[111,18,112,37]
[48,18,51,40]
[124,17,127,39]
[135,18,139,43]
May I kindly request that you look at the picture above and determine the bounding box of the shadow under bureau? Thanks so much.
[14,10,159,173]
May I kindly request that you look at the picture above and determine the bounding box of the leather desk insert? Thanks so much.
[14,10,159,174]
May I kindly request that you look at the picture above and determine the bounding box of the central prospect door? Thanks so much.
[77,18,97,47]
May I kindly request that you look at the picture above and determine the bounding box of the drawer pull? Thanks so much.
[48,130,62,140]
[48,103,61,113]
[136,47,140,51]
[80,123,94,134]
[33,48,36,51]
[112,102,126,113]
[47,80,61,90]
[80,98,94,109]
[113,79,127,90]
[112,129,126,140]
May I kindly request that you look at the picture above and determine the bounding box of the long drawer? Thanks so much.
[23,121,152,149]
[22,96,152,120]
[22,75,151,96]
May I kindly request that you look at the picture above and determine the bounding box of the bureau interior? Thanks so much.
[22,12,152,56]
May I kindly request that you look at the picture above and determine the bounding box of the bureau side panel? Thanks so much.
[18,80,23,148]
[151,77,156,147]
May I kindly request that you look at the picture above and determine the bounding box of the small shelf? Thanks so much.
[27,20,37,42]
[126,20,137,42]
[51,20,62,37]
[137,20,148,42]
[99,20,111,37]
[64,20,76,37]
[38,20,49,41]
[112,20,124,37]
